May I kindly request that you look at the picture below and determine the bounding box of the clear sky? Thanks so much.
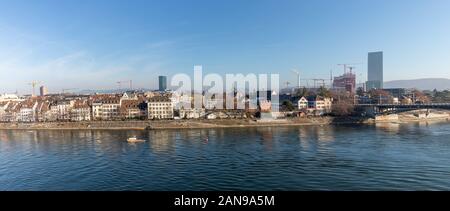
[0,0,449,94]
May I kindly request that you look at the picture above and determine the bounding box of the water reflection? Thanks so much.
[1,122,450,190]
[375,122,401,134]
[316,126,334,143]
[148,130,174,154]
[298,125,335,149]
[256,127,274,151]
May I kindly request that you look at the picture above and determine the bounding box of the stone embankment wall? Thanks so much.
[0,118,336,130]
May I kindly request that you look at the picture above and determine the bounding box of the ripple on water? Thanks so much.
[1,123,450,190]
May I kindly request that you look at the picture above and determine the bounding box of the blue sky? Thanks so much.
[0,0,449,94]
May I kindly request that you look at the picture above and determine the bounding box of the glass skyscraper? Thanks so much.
[158,76,167,91]
[366,51,383,90]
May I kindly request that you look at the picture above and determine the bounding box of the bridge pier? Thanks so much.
[375,114,399,122]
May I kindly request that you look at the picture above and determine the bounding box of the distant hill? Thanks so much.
[384,78,450,91]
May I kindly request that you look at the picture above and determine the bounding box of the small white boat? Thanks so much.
[127,137,146,143]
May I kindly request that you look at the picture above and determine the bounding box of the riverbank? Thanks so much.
[0,110,449,130]
[0,118,335,130]
[366,110,450,124]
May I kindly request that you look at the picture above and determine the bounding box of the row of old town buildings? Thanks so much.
[0,92,169,122]
[0,90,334,122]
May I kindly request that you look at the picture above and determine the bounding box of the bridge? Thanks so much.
[355,103,450,115]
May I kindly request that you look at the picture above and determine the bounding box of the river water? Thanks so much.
[1,122,450,190]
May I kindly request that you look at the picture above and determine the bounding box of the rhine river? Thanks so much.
[1,122,450,191]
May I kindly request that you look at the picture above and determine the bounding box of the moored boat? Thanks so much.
[127,137,146,143]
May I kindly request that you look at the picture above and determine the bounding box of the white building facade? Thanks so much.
[148,96,174,119]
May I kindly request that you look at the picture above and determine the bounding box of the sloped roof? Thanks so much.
[148,95,171,102]
[19,99,37,109]
[73,100,90,109]
[0,101,9,107]
[5,101,20,112]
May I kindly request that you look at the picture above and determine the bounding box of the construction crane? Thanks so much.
[312,79,326,88]
[347,66,356,73]
[300,79,326,88]
[338,63,363,74]
[330,70,333,87]
[117,80,133,90]
[291,69,300,88]
[28,81,41,97]
[284,81,290,88]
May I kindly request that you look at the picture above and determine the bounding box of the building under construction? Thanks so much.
[332,72,356,93]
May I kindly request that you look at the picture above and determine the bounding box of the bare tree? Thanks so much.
[332,101,355,116]
[412,89,430,103]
